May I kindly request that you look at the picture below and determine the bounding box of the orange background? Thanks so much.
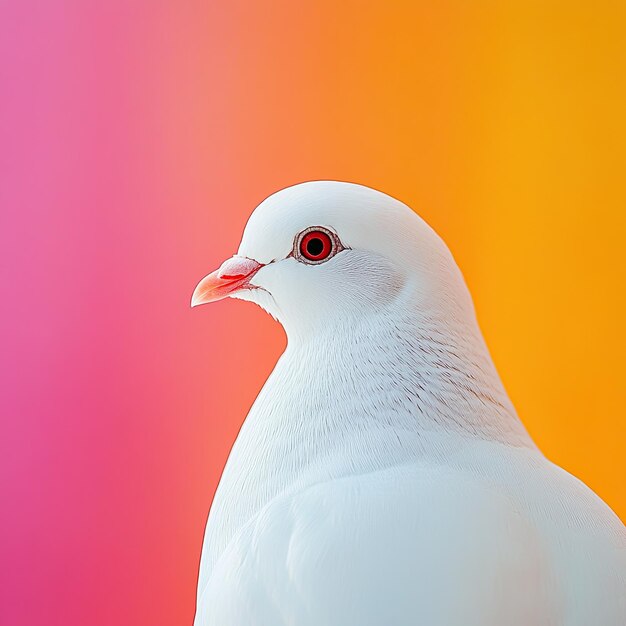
[2,1,624,624]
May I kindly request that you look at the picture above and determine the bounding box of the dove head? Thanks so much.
[192,181,475,341]
[192,181,530,446]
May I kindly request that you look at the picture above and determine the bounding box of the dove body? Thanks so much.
[192,182,626,626]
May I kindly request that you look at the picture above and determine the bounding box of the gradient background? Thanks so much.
[1,1,625,624]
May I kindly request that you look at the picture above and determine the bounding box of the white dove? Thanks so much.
[190,181,626,626]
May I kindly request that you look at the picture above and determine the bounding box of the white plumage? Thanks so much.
[191,181,626,626]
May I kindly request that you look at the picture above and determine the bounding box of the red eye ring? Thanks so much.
[299,229,334,262]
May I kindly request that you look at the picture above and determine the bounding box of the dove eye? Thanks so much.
[294,227,343,265]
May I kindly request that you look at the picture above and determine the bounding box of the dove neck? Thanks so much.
[277,304,532,448]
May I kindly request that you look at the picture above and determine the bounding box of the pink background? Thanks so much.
[2,2,624,625]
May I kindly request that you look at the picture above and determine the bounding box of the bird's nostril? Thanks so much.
[217,257,264,280]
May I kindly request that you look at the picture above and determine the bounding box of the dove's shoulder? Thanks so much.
[196,449,626,626]
[197,461,556,626]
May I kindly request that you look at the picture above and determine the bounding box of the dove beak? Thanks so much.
[191,256,265,307]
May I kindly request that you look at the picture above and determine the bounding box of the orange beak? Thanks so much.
[191,256,264,307]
